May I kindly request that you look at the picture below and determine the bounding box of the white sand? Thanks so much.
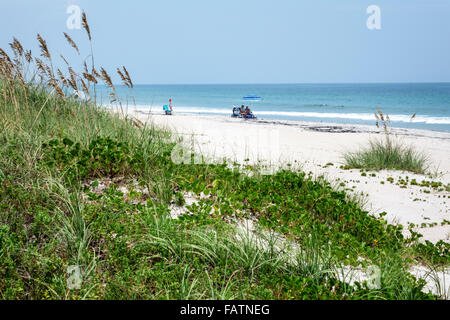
[130,109,450,243]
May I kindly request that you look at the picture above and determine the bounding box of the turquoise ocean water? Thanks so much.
[99,83,450,132]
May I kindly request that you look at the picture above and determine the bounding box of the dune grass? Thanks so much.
[343,109,429,174]
[0,14,448,300]
[343,138,429,173]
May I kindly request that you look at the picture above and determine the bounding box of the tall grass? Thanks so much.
[344,139,428,173]
[343,109,429,173]
[0,13,175,299]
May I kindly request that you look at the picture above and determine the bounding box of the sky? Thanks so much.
[1,0,450,84]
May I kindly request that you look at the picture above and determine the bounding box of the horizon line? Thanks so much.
[110,81,450,86]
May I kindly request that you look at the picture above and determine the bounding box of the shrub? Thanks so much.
[343,108,429,173]
[343,139,428,173]
[42,137,136,182]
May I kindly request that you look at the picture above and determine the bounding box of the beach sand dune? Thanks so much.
[131,110,450,243]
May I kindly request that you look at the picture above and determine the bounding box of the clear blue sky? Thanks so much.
[1,0,449,84]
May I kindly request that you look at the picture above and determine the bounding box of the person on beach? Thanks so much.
[163,99,173,115]
[244,106,251,117]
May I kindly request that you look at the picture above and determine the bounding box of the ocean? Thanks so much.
[98,83,450,132]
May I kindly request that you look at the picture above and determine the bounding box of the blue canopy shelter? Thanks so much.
[241,95,263,102]
[232,95,263,118]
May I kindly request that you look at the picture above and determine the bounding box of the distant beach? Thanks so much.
[102,83,450,132]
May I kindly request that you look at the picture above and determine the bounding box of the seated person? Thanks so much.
[239,105,245,115]
[244,106,251,116]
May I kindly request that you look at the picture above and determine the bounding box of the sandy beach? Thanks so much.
[130,109,450,243]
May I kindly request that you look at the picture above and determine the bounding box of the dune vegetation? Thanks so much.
[343,109,429,174]
[0,14,448,300]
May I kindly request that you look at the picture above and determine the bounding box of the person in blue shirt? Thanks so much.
[239,105,245,116]
[163,104,171,115]
[163,99,174,115]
